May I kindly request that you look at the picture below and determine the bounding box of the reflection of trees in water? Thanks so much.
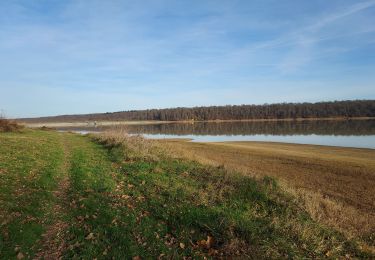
[57,120,375,136]
[121,120,375,136]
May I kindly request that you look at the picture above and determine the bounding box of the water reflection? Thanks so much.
[123,120,375,136]
[58,119,375,136]
[56,120,375,148]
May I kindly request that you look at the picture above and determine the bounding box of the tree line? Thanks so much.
[20,100,375,123]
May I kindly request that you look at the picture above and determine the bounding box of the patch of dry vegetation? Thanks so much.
[94,128,164,162]
[0,118,23,132]
[160,140,375,250]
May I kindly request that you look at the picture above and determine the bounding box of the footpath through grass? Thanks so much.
[0,130,65,258]
[0,129,373,258]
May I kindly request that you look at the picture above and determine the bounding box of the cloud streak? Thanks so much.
[0,0,374,117]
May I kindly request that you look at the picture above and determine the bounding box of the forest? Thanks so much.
[20,100,375,122]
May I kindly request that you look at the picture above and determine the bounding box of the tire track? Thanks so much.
[34,134,71,260]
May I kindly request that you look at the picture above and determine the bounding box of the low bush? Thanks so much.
[0,118,23,132]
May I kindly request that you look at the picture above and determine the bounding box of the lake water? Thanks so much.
[57,119,375,149]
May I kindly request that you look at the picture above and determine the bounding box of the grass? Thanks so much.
[0,130,65,258]
[0,129,373,258]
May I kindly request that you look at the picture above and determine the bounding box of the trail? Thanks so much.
[34,134,71,260]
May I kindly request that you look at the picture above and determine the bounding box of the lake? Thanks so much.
[56,119,375,149]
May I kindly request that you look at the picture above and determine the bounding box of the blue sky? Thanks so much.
[1,0,375,118]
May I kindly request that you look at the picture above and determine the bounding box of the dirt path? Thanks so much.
[34,134,71,260]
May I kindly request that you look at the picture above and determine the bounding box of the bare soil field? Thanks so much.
[161,140,375,242]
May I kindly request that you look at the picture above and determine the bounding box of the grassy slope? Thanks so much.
[0,130,372,258]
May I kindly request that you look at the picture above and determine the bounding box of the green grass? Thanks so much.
[0,130,65,258]
[0,130,373,259]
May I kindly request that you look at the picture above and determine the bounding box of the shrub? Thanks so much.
[0,118,23,132]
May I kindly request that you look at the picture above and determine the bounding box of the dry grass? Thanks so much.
[93,128,166,162]
[90,129,373,257]
[159,140,375,244]
[0,118,23,132]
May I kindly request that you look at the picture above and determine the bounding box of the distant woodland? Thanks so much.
[20,100,375,123]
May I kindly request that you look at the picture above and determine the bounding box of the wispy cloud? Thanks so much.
[308,0,375,31]
[277,0,375,73]
[0,0,374,117]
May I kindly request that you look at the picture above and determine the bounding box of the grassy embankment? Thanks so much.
[0,128,373,258]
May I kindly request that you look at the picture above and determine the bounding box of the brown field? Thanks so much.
[160,140,375,241]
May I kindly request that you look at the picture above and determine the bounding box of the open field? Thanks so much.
[160,140,375,241]
[1,129,373,258]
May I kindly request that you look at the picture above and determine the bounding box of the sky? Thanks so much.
[0,0,375,118]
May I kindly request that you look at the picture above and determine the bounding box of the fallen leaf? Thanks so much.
[179,242,185,249]
[197,240,207,248]
[197,235,214,250]
[208,248,219,256]
[16,252,24,259]
[85,233,95,240]
[206,236,214,249]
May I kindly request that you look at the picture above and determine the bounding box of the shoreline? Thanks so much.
[21,116,375,128]
[158,139,375,151]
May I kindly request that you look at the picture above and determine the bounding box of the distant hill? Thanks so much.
[19,100,375,123]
